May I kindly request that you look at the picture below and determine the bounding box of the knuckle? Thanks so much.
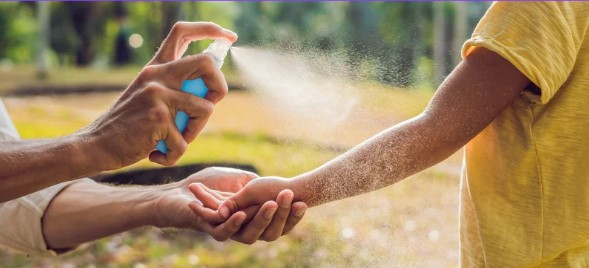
[140,65,159,80]
[148,106,169,123]
[200,100,214,115]
[171,21,186,34]
[142,82,164,97]
[202,21,221,32]
[176,140,188,154]
[198,53,215,69]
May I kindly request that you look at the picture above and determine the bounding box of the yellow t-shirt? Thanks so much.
[461,2,589,267]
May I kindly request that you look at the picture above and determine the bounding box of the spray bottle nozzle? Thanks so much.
[203,39,233,69]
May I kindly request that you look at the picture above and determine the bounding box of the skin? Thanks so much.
[42,167,308,250]
[0,22,237,202]
[190,47,532,221]
[3,22,308,247]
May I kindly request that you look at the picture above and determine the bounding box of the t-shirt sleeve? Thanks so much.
[462,2,588,104]
[0,179,94,257]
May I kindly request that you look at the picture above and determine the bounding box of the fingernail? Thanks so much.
[220,206,230,219]
[224,29,238,38]
[281,194,293,209]
[264,208,277,219]
[295,207,307,217]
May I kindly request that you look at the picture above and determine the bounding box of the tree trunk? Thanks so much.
[36,1,50,79]
[161,2,182,41]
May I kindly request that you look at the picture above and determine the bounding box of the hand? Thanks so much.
[79,22,238,169]
[153,167,308,244]
[152,167,255,230]
[190,176,307,243]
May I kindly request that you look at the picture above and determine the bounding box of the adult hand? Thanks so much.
[153,167,308,244]
[189,176,307,243]
[80,22,238,170]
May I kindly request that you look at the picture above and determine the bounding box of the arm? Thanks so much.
[205,47,531,213]
[42,167,307,250]
[0,22,237,202]
[0,137,100,203]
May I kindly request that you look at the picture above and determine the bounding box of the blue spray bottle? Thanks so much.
[155,39,233,154]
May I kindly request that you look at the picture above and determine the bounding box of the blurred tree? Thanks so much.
[0,3,36,63]
[433,2,446,85]
[453,2,468,67]
[68,2,105,66]
[345,3,379,80]
[0,2,492,89]
[378,2,430,87]
[36,1,49,79]
[49,2,112,66]
[161,2,182,41]
[234,3,263,45]
[113,3,132,65]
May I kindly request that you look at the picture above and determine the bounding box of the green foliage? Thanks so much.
[0,3,36,63]
[0,2,489,88]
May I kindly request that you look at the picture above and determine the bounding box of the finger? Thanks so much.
[210,211,247,242]
[201,184,227,201]
[232,201,277,245]
[282,202,308,235]
[218,191,233,198]
[219,189,258,218]
[260,190,294,241]
[188,201,226,225]
[148,121,186,166]
[164,89,214,143]
[161,53,229,104]
[153,21,238,64]
[188,183,222,209]
[240,205,261,224]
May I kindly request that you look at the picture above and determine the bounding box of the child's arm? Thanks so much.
[195,47,530,216]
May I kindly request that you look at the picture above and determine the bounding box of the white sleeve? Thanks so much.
[0,99,93,256]
[0,179,93,257]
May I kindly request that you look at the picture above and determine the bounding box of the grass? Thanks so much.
[0,67,461,267]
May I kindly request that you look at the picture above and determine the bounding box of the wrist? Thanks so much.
[287,175,316,207]
[62,133,105,178]
[130,185,168,228]
[72,130,115,172]
[149,181,184,228]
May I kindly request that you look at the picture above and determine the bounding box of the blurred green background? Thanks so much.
[0,2,489,267]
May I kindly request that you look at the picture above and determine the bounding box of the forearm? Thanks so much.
[290,48,529,208]
[42,180,161,250]
[291,113,463,207]
[0,134,104,202]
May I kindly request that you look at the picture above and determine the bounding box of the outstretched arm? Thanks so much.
[42,167,307,251]
[204,47,530,214]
